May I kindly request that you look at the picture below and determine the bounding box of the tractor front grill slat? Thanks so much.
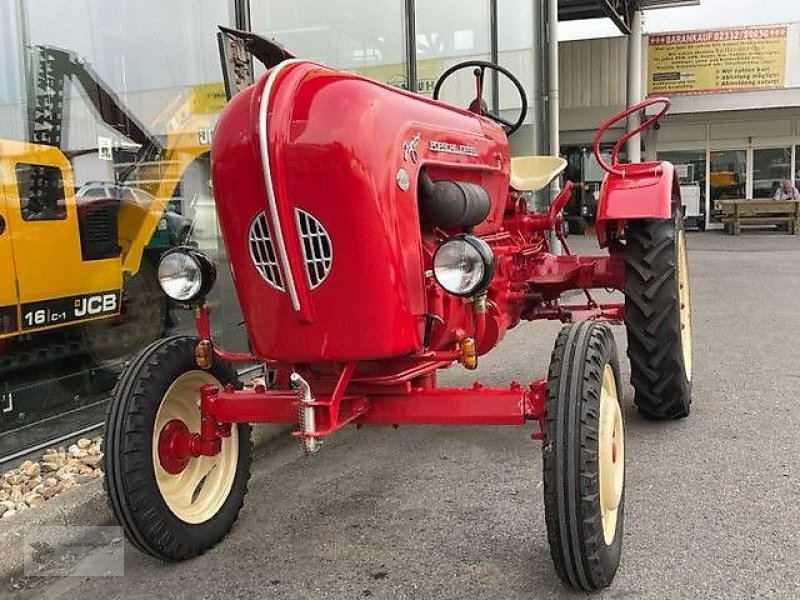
[249,209,332,293]
[249,212,284,291]
[295,209,332,289]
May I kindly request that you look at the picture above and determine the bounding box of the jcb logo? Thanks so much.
[74,294,118,317]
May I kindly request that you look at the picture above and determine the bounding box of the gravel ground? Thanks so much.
[5,229,800,599]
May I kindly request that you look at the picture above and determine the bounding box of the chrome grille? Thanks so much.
[295,208,332,289]
[248,212,284,291]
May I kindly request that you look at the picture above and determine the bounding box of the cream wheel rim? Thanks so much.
[152,371,239,524]
[598,364,624,546]
[677,230,693,381]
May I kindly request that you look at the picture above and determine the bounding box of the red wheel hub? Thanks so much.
[158,419,194,474]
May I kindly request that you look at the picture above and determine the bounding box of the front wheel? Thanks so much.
[104,336,251,560]
[543,322,625,592]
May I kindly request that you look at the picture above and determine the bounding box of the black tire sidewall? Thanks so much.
[105,336,251,560]
[544,322,625,591]
[623,209,692,419]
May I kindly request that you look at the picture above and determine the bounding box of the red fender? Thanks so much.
[595,161,679,247]
[590,97,679,247]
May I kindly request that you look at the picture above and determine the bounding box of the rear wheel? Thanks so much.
[104,336,251,560]
[544,322,625,592]
[624,212,692,419]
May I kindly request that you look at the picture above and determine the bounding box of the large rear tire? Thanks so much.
[103,336,251,560]
[544,322,625,592]
[624,212,692,419]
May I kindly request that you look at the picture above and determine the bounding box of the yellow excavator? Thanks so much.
[0,45,214,374]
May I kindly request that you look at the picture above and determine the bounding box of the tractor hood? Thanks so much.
[211,60,509,362]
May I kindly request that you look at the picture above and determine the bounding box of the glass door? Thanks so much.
[709,150,746,225]
[752,147,791,199]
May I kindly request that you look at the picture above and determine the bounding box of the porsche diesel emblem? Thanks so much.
[428,140,478,157]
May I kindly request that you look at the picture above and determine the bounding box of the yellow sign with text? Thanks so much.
[648,26,787,95]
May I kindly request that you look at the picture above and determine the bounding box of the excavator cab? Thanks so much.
[0,140,122,339]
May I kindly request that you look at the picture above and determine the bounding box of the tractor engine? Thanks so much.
[211,60,526,364]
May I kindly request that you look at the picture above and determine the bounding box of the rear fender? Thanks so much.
[595,160,679,247]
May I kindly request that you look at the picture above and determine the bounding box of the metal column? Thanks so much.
[530,0,546,158]
[405,0,417,94]
[546,0,562,253]
[546,0,560,162]
[531,0,560,159]
[626,9,643,163]
[489,0,499,114]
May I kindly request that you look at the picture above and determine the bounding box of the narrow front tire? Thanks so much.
[543,322,625,592]
[103,336,251,561]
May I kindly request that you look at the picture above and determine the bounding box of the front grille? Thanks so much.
[295,208,332,289]
[249,212,284,290]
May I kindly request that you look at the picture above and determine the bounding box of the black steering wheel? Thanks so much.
[433,60,528,136]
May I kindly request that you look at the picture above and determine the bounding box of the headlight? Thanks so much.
[157,248,217,303]
[432,234,494,296]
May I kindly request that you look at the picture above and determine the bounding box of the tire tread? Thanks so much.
[624,215,692,419]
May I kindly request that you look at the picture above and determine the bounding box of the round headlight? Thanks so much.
[432,234,494,296]
[157,248,217,303]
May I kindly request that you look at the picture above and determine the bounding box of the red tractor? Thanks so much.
[104,30,692,592]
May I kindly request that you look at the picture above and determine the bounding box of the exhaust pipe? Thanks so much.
[290,372,320,454]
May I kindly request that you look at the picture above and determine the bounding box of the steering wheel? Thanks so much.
[592,97,671,176]
[433,60,528,136]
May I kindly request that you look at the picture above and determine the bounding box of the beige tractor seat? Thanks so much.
[510,156,568,191]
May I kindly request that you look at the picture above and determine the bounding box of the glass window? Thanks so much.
[498,0,533,52]
[0,1,241,457]
[16,163,67,221]
[710,149,746,224]
[659,150,707,225]
[416,0,490,60]
[496,0,533,126]
[251,1,408,86]
[796,145,800,192]
[752,147,791,199]
[415,0,492,105]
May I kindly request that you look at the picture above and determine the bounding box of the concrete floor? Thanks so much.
[9,230,800,599]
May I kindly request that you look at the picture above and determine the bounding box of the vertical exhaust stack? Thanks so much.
[290,372,320,454]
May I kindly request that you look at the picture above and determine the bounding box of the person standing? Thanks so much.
[773,179,800,200]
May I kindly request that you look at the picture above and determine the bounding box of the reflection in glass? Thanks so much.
[0,1,241,457]
[16,164,67,221]
[710,150,746,224]
[251,0,407,86]
[659,150,707,227]
[416,0,492,106]
[752,147,791,199]
[796,146,800,192]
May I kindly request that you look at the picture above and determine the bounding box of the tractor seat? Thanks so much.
[510,156,568,191]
